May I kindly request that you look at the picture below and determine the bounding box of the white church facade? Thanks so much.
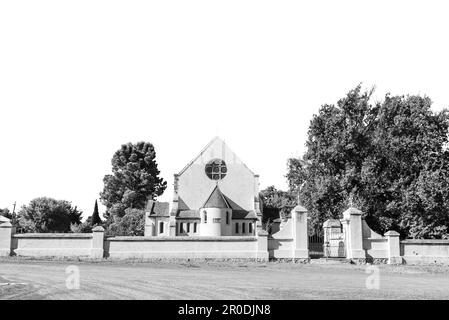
[144,137,262,237]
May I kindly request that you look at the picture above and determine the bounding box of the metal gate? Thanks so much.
[323,220,346,258]
[308,233,324,258]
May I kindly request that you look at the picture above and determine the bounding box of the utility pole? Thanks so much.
[12,201,16,215]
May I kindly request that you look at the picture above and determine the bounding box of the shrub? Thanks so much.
[105,208,145,236]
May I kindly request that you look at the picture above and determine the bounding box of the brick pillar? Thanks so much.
[257,230,268,261]
[385,230,402,264]
[90,226,104,259]
[342,207,365,259]
[292,205,309,259]
[0,220,13,257]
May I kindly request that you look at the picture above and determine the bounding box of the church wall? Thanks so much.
[176,219,200,236]
[177,138,257,212]
[198,208,232,236]
[145,217,170,237]
[232,220,256,236]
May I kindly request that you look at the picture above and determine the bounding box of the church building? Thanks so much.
[145,137,262,237]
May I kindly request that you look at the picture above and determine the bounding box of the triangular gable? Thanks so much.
[177,136,255,176]
[202,185,231,209]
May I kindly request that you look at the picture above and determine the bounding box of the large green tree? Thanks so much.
[260,186,296,222]
[17,197,83,233]
[288,85,449,239]
[100,142,167,219]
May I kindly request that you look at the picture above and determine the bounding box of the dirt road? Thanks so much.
[1,259,449,299]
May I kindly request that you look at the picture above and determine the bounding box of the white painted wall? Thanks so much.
[106,236,263,259]
[177,138,257,212]
[401,240,449,264]
[12,234,94,257]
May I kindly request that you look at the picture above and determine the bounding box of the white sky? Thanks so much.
[1,0,448,219]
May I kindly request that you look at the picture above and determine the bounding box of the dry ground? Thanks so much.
[1,258,449,300]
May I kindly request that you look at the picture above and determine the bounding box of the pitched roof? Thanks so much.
[202,185,230,209]
[177,136,256,176]
[146,200,170,217]
[177,210,200,219]
[232,210,258,220]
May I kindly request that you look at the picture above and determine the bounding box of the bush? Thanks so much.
[70,221,93,233]
[17,197,82,233]
[105,208,145,236]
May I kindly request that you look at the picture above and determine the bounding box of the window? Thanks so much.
[249,222,253,234]
[179,223,183,234]
[226,212,229,224]
[205,159,227,180]
[194,222,197,233]
[235,223,239,234]
[242,223,246,234]
[187,223,190,233]
[159,222,164,234]
[203,210,207,223]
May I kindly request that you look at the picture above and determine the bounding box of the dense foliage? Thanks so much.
[0,208,13,220]
[100,142,167,220]
[260,186,296,222]
[104,208,145,236]
[287,85,449,239]
[16,197,83,233]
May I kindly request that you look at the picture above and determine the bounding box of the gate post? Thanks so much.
[385,230,402,264]
[292,205,309,259]
[90,226,105,259]
[0,218,13,257]
[257,230,269,261]
[341,207,365,260]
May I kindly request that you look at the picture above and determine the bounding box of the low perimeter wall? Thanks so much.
[401,240,449,264]
[345,207,449,264]
[12,233,93,257]
[0,223,269,260]
[106,236,267,260]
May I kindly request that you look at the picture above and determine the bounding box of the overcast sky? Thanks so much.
[1,0,448,218]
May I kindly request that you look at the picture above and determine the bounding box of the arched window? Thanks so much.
[226,211,229,224]
[235,223,239,234]
[187,223,190,233]
[204,210,207,223]
[249,222,253,234]
[242,223,246,234]
[194,222,197,233]
[159,221,164,234]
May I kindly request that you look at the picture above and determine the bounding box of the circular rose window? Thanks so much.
[205,159,227,180]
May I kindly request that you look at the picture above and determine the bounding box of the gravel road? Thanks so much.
[1,259,449,299]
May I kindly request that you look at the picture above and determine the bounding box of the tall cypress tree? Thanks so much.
[91,200,102,226]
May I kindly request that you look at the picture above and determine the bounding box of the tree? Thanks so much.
[70,220,93,233]
[100,142,167,219]
[16,197,83,233]
[287,85,449,238]
[91,200,102,226]
[105,208,145,236]
[260,186,296,223]
[0,208,12,220]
